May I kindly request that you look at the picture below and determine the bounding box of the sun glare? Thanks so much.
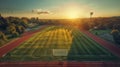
[64,4,81,19]
[67,10,79,19]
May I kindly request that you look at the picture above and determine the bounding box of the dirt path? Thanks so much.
[81,30,120,57]
[0,26,46,58]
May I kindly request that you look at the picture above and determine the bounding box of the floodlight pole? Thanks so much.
[90,12,93,19]
[89,12,94,28]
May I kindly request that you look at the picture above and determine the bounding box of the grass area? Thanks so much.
[0,37,17,47]
[90,29,111,35]
[0,26,120,62]
[90,29,116,44]
[0,25,42,47]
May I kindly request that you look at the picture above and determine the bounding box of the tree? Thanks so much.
[7,23,19,38]
[16,25,25,34]
[111,29,120,44]
[0,31,7,44]
[0,14,8,30]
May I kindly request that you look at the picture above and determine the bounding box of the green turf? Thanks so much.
[90,29,111,35]
[0,26,120,62]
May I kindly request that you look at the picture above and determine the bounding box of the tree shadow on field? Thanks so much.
[66,35,80,61]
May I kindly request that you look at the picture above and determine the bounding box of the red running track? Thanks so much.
[0,26,46,58]
[81,30,120,57]
[0,61,120,67]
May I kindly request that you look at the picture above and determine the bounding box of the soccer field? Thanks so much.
[1,26,120,61]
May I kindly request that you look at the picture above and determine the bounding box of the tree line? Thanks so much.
[1,15,120,45]
[0,15,40,45]
[80,17,120,44]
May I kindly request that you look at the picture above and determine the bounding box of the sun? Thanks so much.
[65,7,80,19]
[67,10,79,19]
[61,3,86,19]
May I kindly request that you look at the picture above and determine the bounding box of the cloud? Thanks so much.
[32,9,50,14]
[37,11,49,14]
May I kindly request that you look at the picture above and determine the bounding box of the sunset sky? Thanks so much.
[0,0,120,19]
